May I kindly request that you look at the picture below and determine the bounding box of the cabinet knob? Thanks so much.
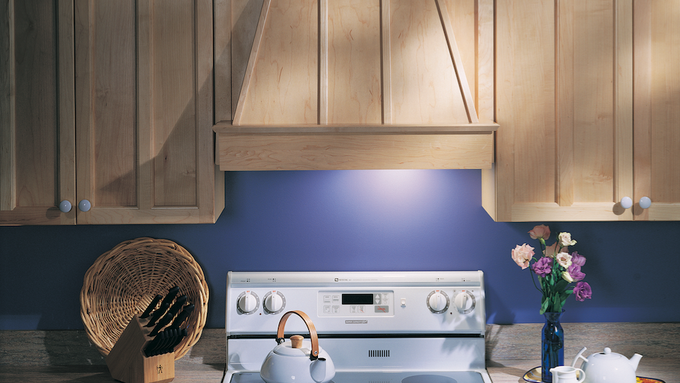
[78,199,92,212]
[59,200,72,213]
[620,197,633,209]
[639,196,652,209]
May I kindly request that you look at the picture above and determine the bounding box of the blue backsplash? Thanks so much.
[1,170,679,330]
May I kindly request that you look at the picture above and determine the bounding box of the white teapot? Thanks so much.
[571,347,642,383]
[260,310,336,383]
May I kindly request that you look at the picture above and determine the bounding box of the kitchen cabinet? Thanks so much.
[1,0,224,225]
[482,0,680,221]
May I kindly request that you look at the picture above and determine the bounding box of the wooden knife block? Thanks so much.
[106,315,175,383]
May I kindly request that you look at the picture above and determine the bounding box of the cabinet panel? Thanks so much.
[633,0,680,220]
[1,0,75,225]
[75,0,222,224]
[486,0,633,221]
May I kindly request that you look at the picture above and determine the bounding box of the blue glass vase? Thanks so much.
[541,311,564,383]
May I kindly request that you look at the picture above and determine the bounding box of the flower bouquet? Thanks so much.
[512,225,592,314]
[512,225,592,383]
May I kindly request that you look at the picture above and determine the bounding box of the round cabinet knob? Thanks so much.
[426,290,449,313]
[237,291,259,314]
[59,200,72,213]
[453,291,476,314]
[639,196,652,209]
[620,196,633,209]
[263,291,286,314]
[78,199,91,212]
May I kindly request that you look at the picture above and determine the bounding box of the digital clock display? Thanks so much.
[342,293,373,305]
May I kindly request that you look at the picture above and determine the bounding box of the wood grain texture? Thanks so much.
[327,0,382,125]
[73,0,222,225]
[488,0,634,222]
[634,0,680,220]
[239,0,319,124]
[217,131,493,170]
[0,0,76,225]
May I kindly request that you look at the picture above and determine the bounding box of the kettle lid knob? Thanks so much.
[291,335,304,349]
[604,347,611,354]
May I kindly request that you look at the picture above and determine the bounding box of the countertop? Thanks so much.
[1,360,677,382]
[2,323,678,383]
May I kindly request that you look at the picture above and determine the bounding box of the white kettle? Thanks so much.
[571,347,642,383]
[260,310,336,383]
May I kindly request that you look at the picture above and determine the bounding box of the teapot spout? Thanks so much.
[629,353,642,371]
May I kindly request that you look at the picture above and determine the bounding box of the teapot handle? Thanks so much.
[571,346,588,367]
[276,310,321,360]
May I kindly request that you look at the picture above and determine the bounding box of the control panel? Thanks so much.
[226,271,486,335]
[318,291,393,316]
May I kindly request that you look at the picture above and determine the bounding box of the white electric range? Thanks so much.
[223,271,492,383]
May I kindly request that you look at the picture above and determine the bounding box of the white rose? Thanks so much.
[556,252,572,268]
[559,232,577,247]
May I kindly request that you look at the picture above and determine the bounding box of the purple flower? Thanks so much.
[532,257,553,277]
[571,252,586,267]
[573,282,592,301]
[567,264,586,282]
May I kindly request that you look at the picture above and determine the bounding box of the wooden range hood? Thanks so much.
[214,0,498,170]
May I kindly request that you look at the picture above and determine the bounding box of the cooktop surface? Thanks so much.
[228,371,487,383]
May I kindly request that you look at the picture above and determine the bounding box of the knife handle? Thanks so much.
[145,302,169,327]
[159,286,180,310]
[167,295,187,317]
[149,312,174,337]
[140,294,163,318]
[170,304,194,329]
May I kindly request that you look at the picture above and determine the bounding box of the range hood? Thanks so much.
[214,0,498,170]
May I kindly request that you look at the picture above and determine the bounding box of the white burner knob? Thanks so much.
[263,291,285,314]
[426,290,449,313]
[454,291,476,314]
[237,291,259,314]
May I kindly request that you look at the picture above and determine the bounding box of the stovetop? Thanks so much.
[228,371,487,383]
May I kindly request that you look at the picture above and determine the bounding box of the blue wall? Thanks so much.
[1,170,679,330]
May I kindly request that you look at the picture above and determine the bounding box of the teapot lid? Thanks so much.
[273,336,312,357]
[592,347,626,360]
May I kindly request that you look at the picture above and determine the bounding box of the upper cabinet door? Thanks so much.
[485,0,634,221]
[633,0,680,220]
[1,0,76,225]
[74,0,223,224]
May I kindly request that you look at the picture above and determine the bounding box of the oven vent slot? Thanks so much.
[368,349,391,358]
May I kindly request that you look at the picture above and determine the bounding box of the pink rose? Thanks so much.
[512,244,535,269]
[529,225,551,240]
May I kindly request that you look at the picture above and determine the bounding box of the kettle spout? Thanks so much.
[310,358,335,383]
[629,353,642,371]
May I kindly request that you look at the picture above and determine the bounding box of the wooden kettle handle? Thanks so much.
[275,310,320,360]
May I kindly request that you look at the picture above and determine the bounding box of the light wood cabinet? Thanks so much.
[1,0,224,225]
[214,0,498,171]
[483,0,680,221]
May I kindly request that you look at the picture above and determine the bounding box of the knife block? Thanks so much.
[106,315,175,383]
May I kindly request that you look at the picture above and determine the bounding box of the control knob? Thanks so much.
[237,291,259,314]
[426,290,450,313]
[453,291,476,314]
[263,291,286,314]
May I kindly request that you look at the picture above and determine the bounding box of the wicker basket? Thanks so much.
[80,237,208,359]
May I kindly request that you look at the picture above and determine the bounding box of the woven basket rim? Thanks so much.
[80,237,209,360]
